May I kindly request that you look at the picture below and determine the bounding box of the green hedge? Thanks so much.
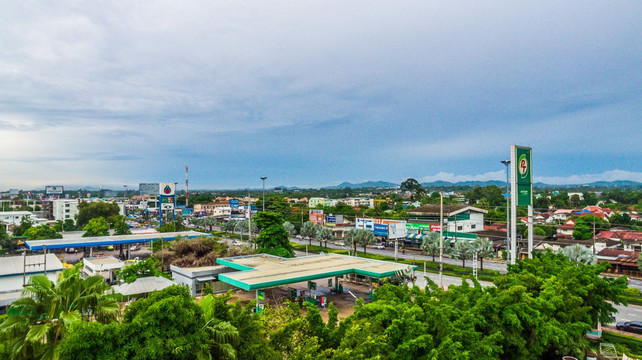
[290,242,500,281]
[622,296,642,306]
[601,331,642,358]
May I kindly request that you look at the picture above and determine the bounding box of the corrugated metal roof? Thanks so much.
[25,231,210,250]
[112,276,174,296]
[0,254,63,277]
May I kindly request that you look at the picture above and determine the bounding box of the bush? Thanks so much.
[601,331,642,357]
[625,287,641,297]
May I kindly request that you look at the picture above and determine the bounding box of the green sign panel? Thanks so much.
[257,290,264,301]
[515,147,532,206]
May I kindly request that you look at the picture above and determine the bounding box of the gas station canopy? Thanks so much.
[216,253,417,291]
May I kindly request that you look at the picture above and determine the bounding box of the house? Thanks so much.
[556,223,575,237]
[553,209,573,222]
[597,249,640,277]
[407,205,487,233]
[170,264,238,296]
[82,256,125,284]
[193,202,231,217]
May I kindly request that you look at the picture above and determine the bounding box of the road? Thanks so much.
[291,237,510,273]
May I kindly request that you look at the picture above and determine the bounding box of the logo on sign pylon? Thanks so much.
[163,185,172,194]
[518,154,528,179]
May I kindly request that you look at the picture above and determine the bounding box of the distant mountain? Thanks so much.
[533,180,642,188]
[421,180,505,187]
[324,181,398,189]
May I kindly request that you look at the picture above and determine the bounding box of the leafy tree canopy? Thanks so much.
[82,217,110,237]
[116,257,171,284]
[76,201,120,228]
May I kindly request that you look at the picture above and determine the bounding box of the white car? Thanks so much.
[373,244,385,250]
[232,240,244,246]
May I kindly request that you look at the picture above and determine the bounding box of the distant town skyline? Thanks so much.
[1,1,640,190]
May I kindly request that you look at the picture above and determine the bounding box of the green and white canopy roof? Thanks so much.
[216,253,417,291]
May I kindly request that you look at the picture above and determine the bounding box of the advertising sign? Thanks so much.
[309,210,324,225]
[159,183,175,196]
[45,186,64,195]
[229,199,240,209]
[356,218,374,230]
[326,215,336,224]
[373,224,388,237]
[388,222,408,239]
[515,146,532,206]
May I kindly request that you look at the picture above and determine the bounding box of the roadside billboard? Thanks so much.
[45,186,64,195]
[388,222,408,239]
[355,218,374,230]
[309,209,324,225]
[139,183,158,195]
[373,224,388,237]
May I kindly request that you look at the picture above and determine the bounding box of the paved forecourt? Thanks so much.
[216,253,417,291]
[25,230,210,251]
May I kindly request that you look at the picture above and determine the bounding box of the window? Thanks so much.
[457,226,463,231]
[471,224,476,230]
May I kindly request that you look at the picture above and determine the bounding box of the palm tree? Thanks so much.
[315,226,334,248]
[202,217,218,231]
[198,295,240,360]
[354,229,375,254]
[300,221,316,246]
[0,263,119,360]
[560,244,596,266]
[448,239,474,268]
[472,238,495,271]
[420,232,440,261]
[283,221,297,237]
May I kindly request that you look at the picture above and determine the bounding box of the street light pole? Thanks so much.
[439,191,444,289]
[260,177,267,212]
[501,160,511,264]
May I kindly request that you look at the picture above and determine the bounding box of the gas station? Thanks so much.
[215,253,417,312]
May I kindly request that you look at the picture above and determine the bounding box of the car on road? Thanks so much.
[616,321,642,334]
[334,241,346,247]
[373,243,385,250]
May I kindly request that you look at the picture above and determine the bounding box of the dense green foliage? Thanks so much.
[76,201,120,228]
[82,217,110,237]
[255,212,294,257]
[573,215,609,240]
[0,264,119,360]
[1,250,627,360]
[25,224,62,240]
[115,257,170,284]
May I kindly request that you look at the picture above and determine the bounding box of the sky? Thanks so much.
[1,1,641,190]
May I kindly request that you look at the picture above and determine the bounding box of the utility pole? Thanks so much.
[439,191,444,289]
[593,218,596,255]
[501,160,511,263]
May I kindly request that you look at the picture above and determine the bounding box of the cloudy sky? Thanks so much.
[1,1,640,190]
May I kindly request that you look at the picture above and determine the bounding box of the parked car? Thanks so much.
[334,241,346,247]
[65,247,77,254]
[616,321,642,334]
[232,240,244,246]
[373,243,385,250]
[130,245,141,251]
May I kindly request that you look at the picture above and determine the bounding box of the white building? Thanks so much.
[407,205,488,233]
[52,199,80,223]
[52,199,125,224]
[82,256,125,284]
[0,211,48,233]
[170,264,237,296]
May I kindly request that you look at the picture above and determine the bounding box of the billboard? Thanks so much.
[309,209,324,225]
[388,222,408,239]
[355,218,374,230]
[373,224,388,237]
[45,186,64,195]
[229,199,240,209]
[139,183,159,195]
